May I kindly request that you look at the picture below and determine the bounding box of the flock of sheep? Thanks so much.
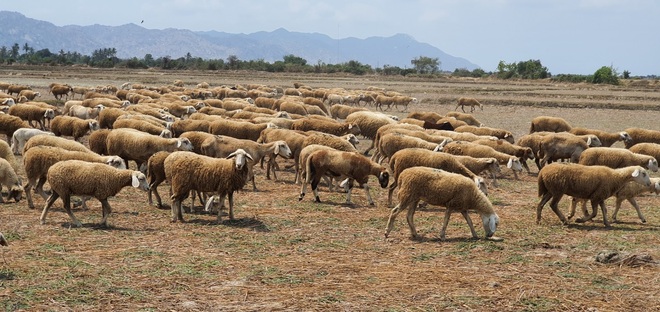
[1,79,660,243]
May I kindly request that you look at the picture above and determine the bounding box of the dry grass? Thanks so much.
[0,66,659,311]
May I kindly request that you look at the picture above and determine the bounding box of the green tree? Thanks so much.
[592,66,619,85]
[10,43,20,59]
[497,59,549,79]
[22,42,31,55]
[226,55,240,70]
[411,56,440,74]
[283,54,307,66]
[622,70,631,79]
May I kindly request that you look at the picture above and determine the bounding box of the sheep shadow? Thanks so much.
[407,236,484,243]
[58,222,133,231]
[565,222,654,232]
[185,217,270,232]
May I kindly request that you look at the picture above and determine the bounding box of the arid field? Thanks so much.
[1,66,659,311]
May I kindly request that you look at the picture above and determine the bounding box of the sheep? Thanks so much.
[8,105,56,130]
[450,155,502,184]
[23,145,127,209]
[146,151,171,208]
[472,138,535,174]
[22,134,93,155]
[1,97,15,106]
[406,111,444,123]
[18,90,40,101]
[302,97,329,115]
[98,108,128,129]
[298,149,389,205]
[116,112,172,128]
[445,112,482,127]
[49,84,73,100]
[84,91,120,101]
[438,140,523,180]
[530,116,572,133]
[165,149,253,222]
[0,158,24,203]
[629,142,660,161]
[427,129,496,142]
[71,86,92,99]
[291,118,361,137]
[390,96,418,112]
[375,95,396,111]
[455,97,483,113]
[0,140,21,178]
[208,119,273,141]
[568,177,660,224]
[106,128,194,170]
[258,128,309,183]
[302,132,358,153]
[399,118,454,131]
[329,104,367,119]
[82,98,128,109]
[113,119,171,137]
[345,111,397,155]
[39,160,149,227]
[279,101,309,116]
[200,135,292,191]
[324,93,345,105]
[88,129,111,155]
[178,131,216,154]
[384,167,500,240]
[68,104,104,120]
[455,125,515,143]
[623,127,660,148]
[569,127,632,147]
[7,84,31,96]
[50,115,100,141]
[387,148,488,208]
[11,128,54,155]
[578,147,659,172]
[435,117,468,129]
[376,132,444,164]
[537,133,590,168]
[170,119,211,137]
[536,163,650,227]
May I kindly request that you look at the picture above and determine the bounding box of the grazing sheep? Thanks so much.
[0,140,21,177]
[629,142,660,161]
[391,96,418,112]
[82,98,128,109]
[68,104,104,120]
[399,118,454,131]
[22,134,92,155]
[18,90,40,101]
[165,149,253,222]
[530,116,572,133]
[170,119,211,137]
[11,128,54,155]
[455,125,515,143]
[291,118,360,137]
[624,127,660,148]
[445,112,482,127]
[113,118,171,137]
[451,155,501,184]
[385,167,499,240]
[406,111,444,123]
[106,128,194,170]
[376,132,444,164]
[146,151,171,208]
[302,132,358,153]
[50,115,100,141]
[345,111,397,155]
[178,131,216,154]
[23,145,127,209]
[88,129,111,155]
[427,129,496,142]
[302,97,329,115]
[473,138,535,174]
[569,127,632,147]
[455,97,483,113]
[40,160,149,227]
[50,84,73,100]
[208,119,273,141]
[387,148,487,207]
[258,128,309,183]
[200,135,292,191]
[329,104,367,120]
[439,140,523,180]
[8,105,56,130]
[537,133,590,168]
[578,147,659,172]
[0,158,24,203]
[299,149,389,205]
[7,84,31,96]
[97,107,127,129]
[536,163,650,227]
[569,177,660,224]
[375,95,396,111]
[435,117,468,129]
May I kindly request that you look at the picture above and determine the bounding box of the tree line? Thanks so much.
[0,42,636,85]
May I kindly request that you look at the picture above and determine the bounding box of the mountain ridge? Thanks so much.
[0,11,479,71]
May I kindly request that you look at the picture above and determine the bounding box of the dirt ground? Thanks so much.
[0,66,659,311]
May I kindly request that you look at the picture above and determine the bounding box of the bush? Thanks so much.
[592,66,619,85]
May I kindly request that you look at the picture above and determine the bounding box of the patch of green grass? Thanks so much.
[317,291,343,304]
[519,296,561,312]
[412,252,437,262]
[0,268,15,280]
[40,243,66,252]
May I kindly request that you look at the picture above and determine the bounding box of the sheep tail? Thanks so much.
[537,175,547,198]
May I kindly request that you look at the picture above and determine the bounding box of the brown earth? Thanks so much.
[0,66,659,311]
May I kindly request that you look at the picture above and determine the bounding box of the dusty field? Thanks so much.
[1,66,659,311]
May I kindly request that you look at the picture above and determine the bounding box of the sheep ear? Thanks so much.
[176,140,182,148]
[348,124,353,129]
[274,143,280,155]
[507,158,513,168]
[632,168,640,178]
[586,137,592,146]
[131,173,140,188]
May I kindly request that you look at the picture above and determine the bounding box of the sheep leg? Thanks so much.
[536,193,553,224]
[99,199,112,227]
[385,204,405,238]
[406,200,420,239]
[440,209,453,240]
[387,180,398,208]
[454,104,460,111]
[617,198,646,223]
[61,195,82,228]
[311,176,321,203]
[35,177,50,200]
[226,192,235,221]
[171,199,183,222]
[599,201,611,227]
[25,180,35,209]
[576,200,600,224]
[148,182,163,207]
[40,192,60,225]
[548,195,568,225]
[490,171,499,188]
[363,184,375,206]
[521,158,532,174]
[344,183,353,205]
[461,211,479,239]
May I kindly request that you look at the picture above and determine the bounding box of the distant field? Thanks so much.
[1,66,658,311]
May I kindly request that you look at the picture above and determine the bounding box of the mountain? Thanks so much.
[0,11,479,71]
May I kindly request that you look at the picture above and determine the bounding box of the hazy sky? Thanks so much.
[3,0,658,75]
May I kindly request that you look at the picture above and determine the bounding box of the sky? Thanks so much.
[2,0,659,75]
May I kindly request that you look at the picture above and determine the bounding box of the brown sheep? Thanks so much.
[50,115,100,141]
[455,97,483,113]
[530,116,572,133]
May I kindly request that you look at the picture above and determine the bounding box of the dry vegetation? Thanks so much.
[0,66,659,311]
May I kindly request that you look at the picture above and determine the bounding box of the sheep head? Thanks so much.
[8,183,24,203]
[507,158,523,172]
[474,177,488,196]
[631,166,651,187]
[131,171,150,191]
[481,213,499,238]
[227,149,253,170]
[176,138,194,151]
[377,168,389,188]
[273,141,292,159]
[647,158,659,172]
[106,156,127,170]
[620,132,633,145]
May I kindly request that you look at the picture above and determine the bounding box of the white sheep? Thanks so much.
[40,160,149,227]
[536,163,650,227]
[11,128,54,155]
[164,149,253,222]
[68,104,104,120]
[454,97,483,113]
[0,158,24,203]
[298,149,389,205]
[384,167,500,240]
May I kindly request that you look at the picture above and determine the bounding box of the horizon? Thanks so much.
[1,1,658,76]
